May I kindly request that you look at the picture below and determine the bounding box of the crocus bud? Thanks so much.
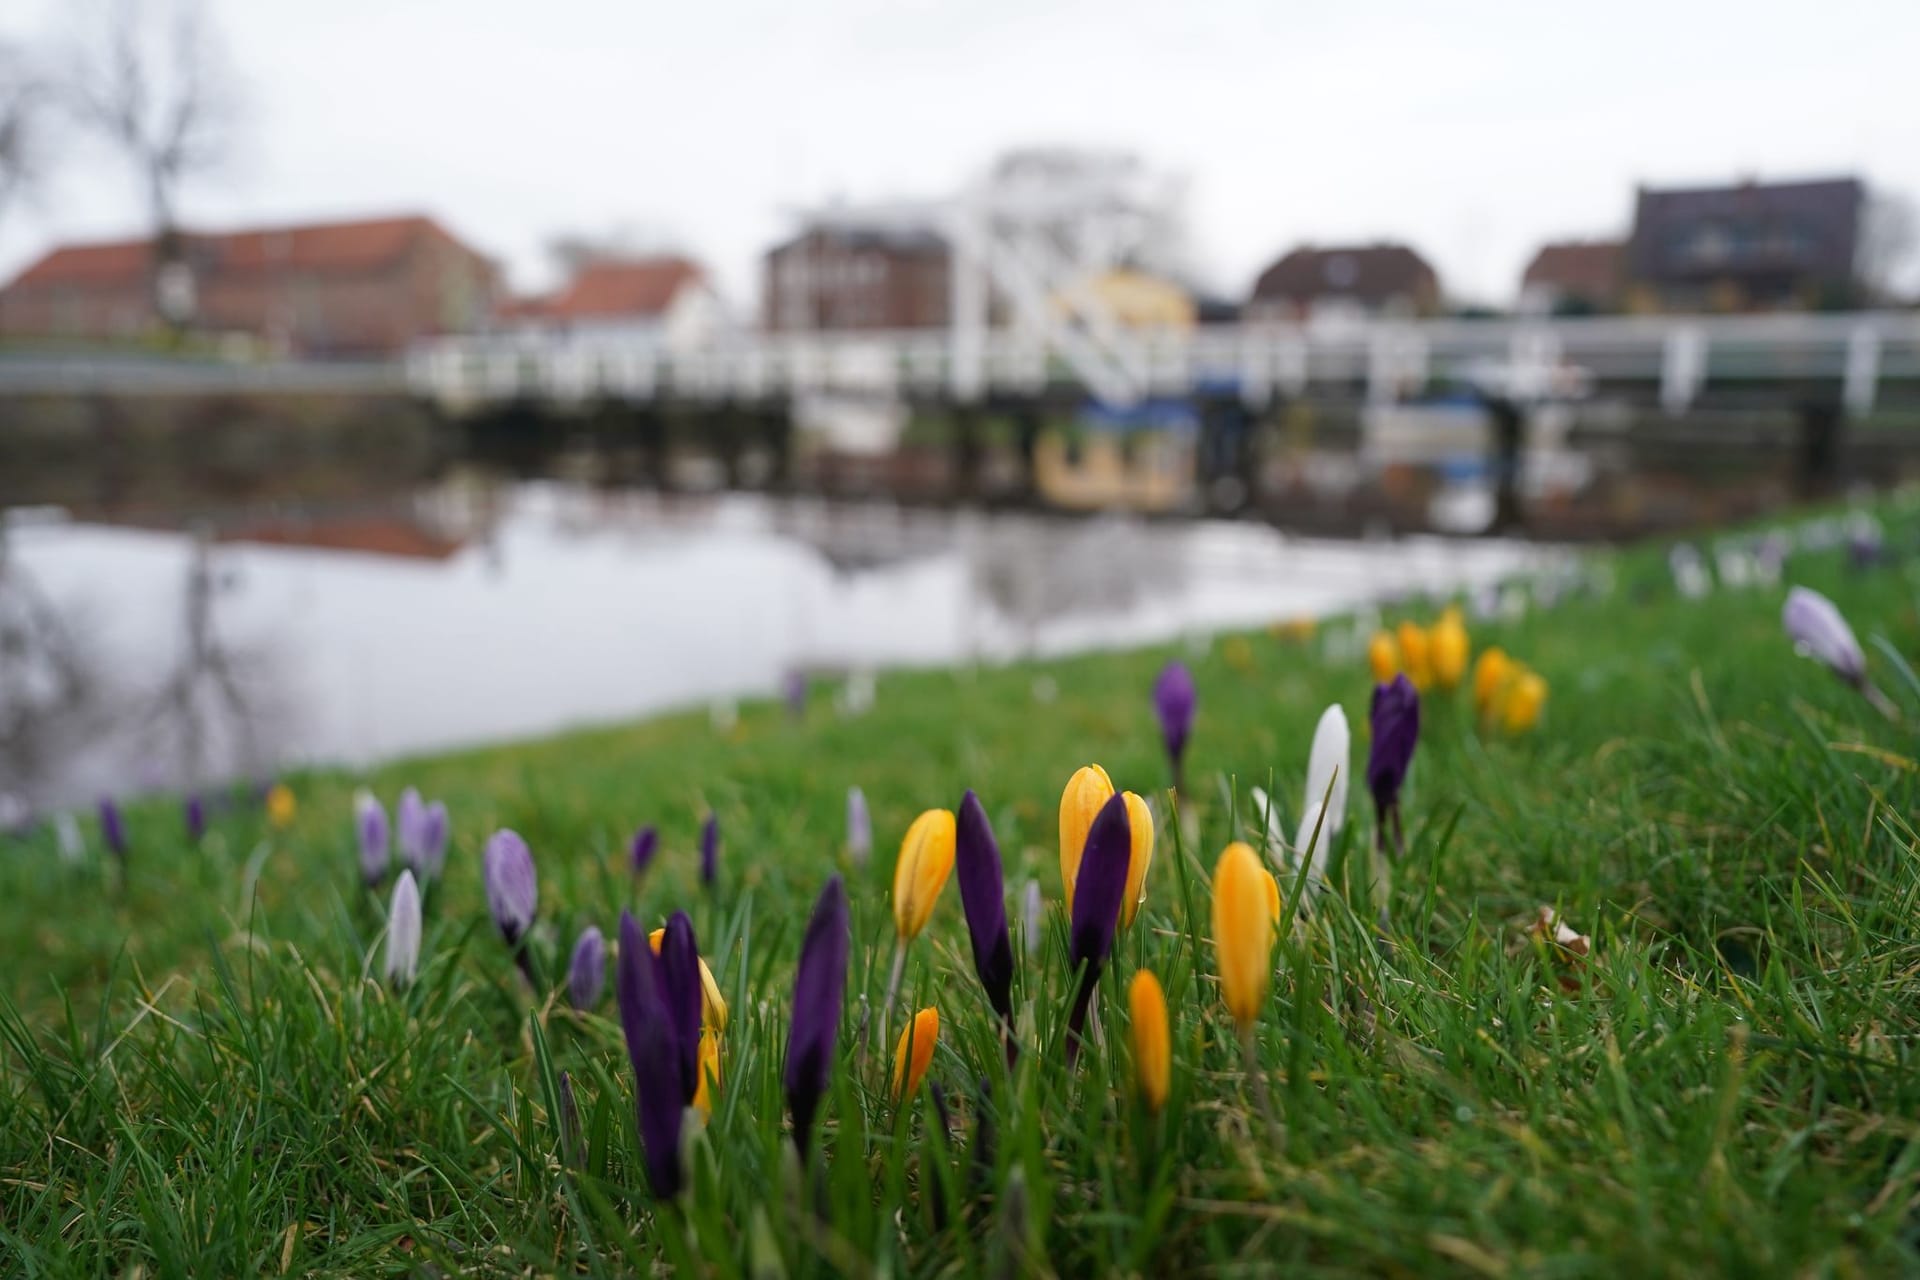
[418,800,449,880]
[1303,703,1350,846]
[784,669,808,719]
[1783,586,1866,685]
[386,869,422,988]
[630,824,658,876]
[1501,669,1548,734]
[1020,878,1044,958]
[1367,675,1421,827]
[1152,661,1197,784]
[1366,631,1399,684]
[700,812,719,888]
[890,1006,940,1101]
[954,790,1013,1027]
[892,808,956,941]
[1473,647,1512,718]
[568,925,606,1009]
[1261,868,1282,923]
[395,787,426,874]
[266,782,296,830]
[1128,969,1170,1113]
[99,797,126,860]
[1430,608,1469,690]
[1211,841,1273,1031]
[184,794,206,843]
[647,927,729,1031]
[1058,764,1115,910]
[483,829,538,946]
[355,790,389,886]
[693,1026,721,1118]
[846,786,872,867]
[657,911,705,1100]
[1119,791,1154,929]
[615,910,686,1198]
[786,875,850,1160]
[1395,622,1432,690]
[54,812,83,863]
[1065,793,1131,1064]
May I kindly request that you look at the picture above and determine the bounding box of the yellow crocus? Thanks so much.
[1128,970,1170,1114]
[1472,646,1512,718]
[693,1026,722,1118]
[1366,631,1400,684]
[1501,669,1548,734]
[1120,791,1155,929]
[1059,764,1115,909]
[893,809,956,941]
[1430,608,1469,691]
[649,928,729,1031]
[1211,842,1273,1031]
[1396,622,1432,690]
[890,1006,940,1100]
[266,783,296,829]
[1261,867,1282,924]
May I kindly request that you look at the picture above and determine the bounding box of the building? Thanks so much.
[1246,243,1441,323]
[1519,241,1624,315]
[497,255,723,349]
[1056,268,1196,333]
[0,214,498,355]
[763,221,949,332]
[1624,177,1865,313]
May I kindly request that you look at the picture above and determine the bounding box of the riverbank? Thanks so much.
[3,496,1918,1274]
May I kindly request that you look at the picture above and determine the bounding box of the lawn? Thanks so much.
[4,499,1919,1277]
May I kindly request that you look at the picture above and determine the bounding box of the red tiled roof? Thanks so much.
[5,216,474,291]
[508,257,704,322]
[1522,241,1623,295]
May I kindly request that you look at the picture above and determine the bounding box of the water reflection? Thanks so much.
[0,483,1558,817]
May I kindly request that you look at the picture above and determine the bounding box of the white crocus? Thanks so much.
[385,869,423,988]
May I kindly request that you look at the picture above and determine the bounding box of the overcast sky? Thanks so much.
[3,0,1916,309]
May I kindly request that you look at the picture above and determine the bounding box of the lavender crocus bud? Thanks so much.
[1782,585,1866,685]
[699,813,719,889]
[395,787,426,873]
[1367,674,1421,857]
[1152,661,1197,788]
[185,794,206,843]
[483,829,538,947]
[418,801,449,881]
[846,787,872,867]
[954,790,1014,1032]
[657,911,704,1098]
[1020,878,1044,958]
[1065,793,1131,1065]
[385,870,422,988]
[784,669,808,720]
[355,789,389,887]
[785,875,849,1161]
[630,824,659,877]
[616,910,687,1198]
[568,925,606,1009]
[99,798,126,861]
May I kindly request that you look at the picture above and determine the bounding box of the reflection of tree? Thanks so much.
[969,517,1187,645]
[0,531,109,819]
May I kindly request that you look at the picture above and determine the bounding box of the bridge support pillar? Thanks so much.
[1484,395,1527,534]
[634,404,674,492]
[1195,393,1256,515]
[950,404,983,503]
[760,399,795,493]
[1796,399,1847,499]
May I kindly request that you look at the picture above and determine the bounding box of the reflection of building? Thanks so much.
[1034,402,1196,513]
[496,256,723,349]
[1519,241,1624,315]
[763,221,950,332]
[1246,244,1441,323]
[1624,177,1864,313]
[0,215,498,355]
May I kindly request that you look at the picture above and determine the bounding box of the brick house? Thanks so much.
[497,255,722,348]
[0,214,498,355]
[1519,241,1625,315]
[1246,243,1442,323]
[763,222,949,332]
[1623,177,1865,312]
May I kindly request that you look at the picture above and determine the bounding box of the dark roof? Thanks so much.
[5,215,485,292]
[768,222,948,259]
[1522,241,1624,296]
[1627,177,1863,285]
[1249,243,1438,307]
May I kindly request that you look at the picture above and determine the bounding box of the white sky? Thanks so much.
[2,0,1915,310]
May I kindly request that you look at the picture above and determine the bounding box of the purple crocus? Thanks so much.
[98,797,126,861]
[657,911,705,1098]
[568,925,606,1009]
[954,790,1014,1042]
[355,790,389,887]
[395,788,427,871]
[184,794,206,843]
[785,875,849,1161]
[630,824,659,877]
[483,828,538,949]
[1367,674,1421,858]
[699,813,719,889]
[616,910,688,1198]
[1065,792,1131,1066]
[1783,585,1898,718]
[784,669,808,720]
[1152,661,1197,790]
[418,801,449,880]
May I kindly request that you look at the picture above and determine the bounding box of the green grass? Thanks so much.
[6,501,1920,1277]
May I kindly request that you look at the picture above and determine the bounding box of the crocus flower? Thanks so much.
[1782,585,1866,685]
[1395,621,1432,690]
[483,828,538,947]
[1301,702,1350,874]
[1430,607,1469,690]
[630,824,659,877]
[615,910,687,1198]
[1500,669,1548,734]
[1261,868,1282,923]
[418,800,449,880]
[355,789,389,887]
[1020,878,1044,958]
[99,797,126,861]
[954,790,1014,1036]
[386,869,422,988]
[890,1006,940,1101]
[568,925,606,1009]
[395,788,427,873]
[785,875,850,1160]
[1118,793,1155,930]
[184,794,206,843]
[846,786,872,867]
[265,782,296,829]
[657,911,705,1099]
[1367,674,1420,858]
[1366,630,1399,684]
[1152,661,1197,789]
[54,812,83,863]
[699,812,718,888]
[884,807,955,1032]
[1472,647,1512,719]
[1059,765,1154,929]
[1211,841,1273,1035]
[648,928,730,1031]
[1128,970,1170,1114]
[1065,792,1131,1065]
[694,1027,722,1118]
[784,669,808,719]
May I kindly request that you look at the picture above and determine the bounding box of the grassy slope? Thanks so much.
[4,504,1920,1277]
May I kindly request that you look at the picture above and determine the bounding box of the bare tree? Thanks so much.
[545,221,686,277]
[1858,190,1917,307]
[61,0,241,330]
[0,42,51,230]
